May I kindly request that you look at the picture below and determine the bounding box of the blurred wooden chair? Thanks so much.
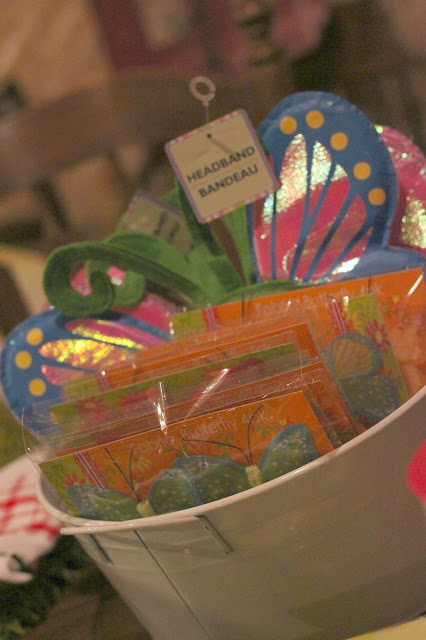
[0,245,46,343]
[0,69,204,251]
[0,2,293,337]
[0,0,292,254]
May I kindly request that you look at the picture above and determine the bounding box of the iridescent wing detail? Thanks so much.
[173,455,251,504]
[258,423,319,483]
[378,125,426,256]
[247,91,403,283]
[66,484,140,521]
[0,308,170,423]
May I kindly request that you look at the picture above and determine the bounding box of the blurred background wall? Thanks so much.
[0,0,424,244]
[0,0,110,104]
[0,0,120,240]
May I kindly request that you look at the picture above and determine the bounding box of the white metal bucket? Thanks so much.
[38,386,426,640]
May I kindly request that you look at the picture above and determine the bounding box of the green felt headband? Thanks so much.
[43,183,299,316]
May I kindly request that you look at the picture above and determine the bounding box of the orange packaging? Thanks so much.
[171,268,425,396]
[40,390,335,519]
[49,323,316,428]
[63,315,318,400]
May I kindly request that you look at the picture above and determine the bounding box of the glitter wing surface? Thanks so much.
[0,308,171,423]
[248,91,424,283]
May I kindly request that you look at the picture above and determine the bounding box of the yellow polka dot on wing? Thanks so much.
[353,162,371,180]
[280,116,297,135]
[330,132,348,150]
[306,110,324,129]
[29,378,46,397]
[15,351,32,369]
[368,188,386,205]
[26,328,43,345]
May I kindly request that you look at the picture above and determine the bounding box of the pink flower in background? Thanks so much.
[63,473,86,487]
[365,319,391,352]
[75,395,107,415]
[119,0,338,75]
[382,368,396,381]
[118,389,149,409]
[272,0,332,59]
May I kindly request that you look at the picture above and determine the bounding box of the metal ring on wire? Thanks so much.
[189,76,216,122]
[189,76,216,109]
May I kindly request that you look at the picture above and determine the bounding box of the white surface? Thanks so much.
[39,386,426,640]
[0,455,60,582]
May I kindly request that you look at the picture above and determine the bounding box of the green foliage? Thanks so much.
[0,404,24,467]
[0,536,91,640]
[177,182,222,256]
[222,205,254,285]
[42,179,307,317]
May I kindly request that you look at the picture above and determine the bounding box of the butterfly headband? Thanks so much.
[42,91,424,318]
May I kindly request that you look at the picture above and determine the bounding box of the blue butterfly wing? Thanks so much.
[0,308,170,426]
[148,468,202,515]
[258,423,319,483]
[173,455,251,504]
[327,331,400,426]
[66,484,140,521]
[339,374,400,426]
[248,91,399,283]
[338,246,425,279]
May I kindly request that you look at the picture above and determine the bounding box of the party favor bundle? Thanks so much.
[171,268,425,423]
[17,265,423,521]
[21,315,349,519]
[0,87,424,523]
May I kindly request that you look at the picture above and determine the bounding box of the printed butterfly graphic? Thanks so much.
[140,422,319,517]
[63,422,319,520]
[327,332,400,426]
[66,484,141,521]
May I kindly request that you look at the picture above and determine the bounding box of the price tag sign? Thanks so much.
[165,109,279,224]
